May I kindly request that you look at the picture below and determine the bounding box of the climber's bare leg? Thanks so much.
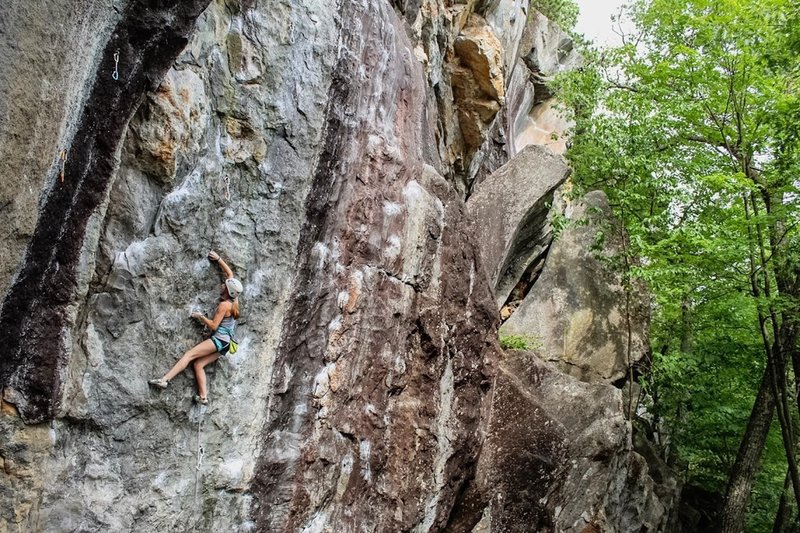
[161,339,217,382]
[193,353,220,399]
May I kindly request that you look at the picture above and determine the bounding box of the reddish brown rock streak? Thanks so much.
[250,1,499,530]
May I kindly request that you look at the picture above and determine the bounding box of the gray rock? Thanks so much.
[0,2,671,532]
[521,10,584,84]
[482,0,529,75]
[0,1,125,299]
[449,350,672,532]
[2,0,337,529]
[467,7,581,187]
[0,0,213,424]
[501,191,650,384]
[124,68,211,185]
[467,144,571,305]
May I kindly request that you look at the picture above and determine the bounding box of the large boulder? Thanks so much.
[501,190,650,384]
[467,144,570,305]
[450,350,673,532]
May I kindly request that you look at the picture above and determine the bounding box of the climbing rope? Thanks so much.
[194,415,205,500]
[112,50,120,81]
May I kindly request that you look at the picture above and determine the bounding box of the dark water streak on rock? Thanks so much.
[0,0,212,424]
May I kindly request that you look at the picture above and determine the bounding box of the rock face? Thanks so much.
[461,147,672,532]
[243,1,499,528]
[467,144,570,306]
[0,1,123,300]
[451,15,507,155]
[450,350,671,532]
[0,1,674,532]
[501,191,650,384]
[468,5,582,187]
[0,0,213,424]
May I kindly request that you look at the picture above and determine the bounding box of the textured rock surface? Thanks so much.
[521,10,583,86]
[516,98,571,154]
[467,144,570,305]
[244,1,499,529]
[0,1,124,299]
[0,0,213,424]
[482,0,529,74]
[451,15,506,154]
[0,1,672,532]
[502,191,650,383]
[451,350,673,532]
[467,8,580,187]
[3,0,336,528]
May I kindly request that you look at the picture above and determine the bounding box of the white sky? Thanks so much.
[575,0,630,46]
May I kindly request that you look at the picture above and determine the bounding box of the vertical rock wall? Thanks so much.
[0,0,213,424]
[0,1,123,299]
[0,1,675,532]
[246,2,499,530]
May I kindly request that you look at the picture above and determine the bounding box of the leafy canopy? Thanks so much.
[556,0,800,529]
[529,0,579,32]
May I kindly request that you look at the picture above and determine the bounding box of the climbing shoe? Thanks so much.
[193,395,209,405]
[148,378,169,389]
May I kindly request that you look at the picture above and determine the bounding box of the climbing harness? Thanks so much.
[215,324,239,355]
[112,49,120,81]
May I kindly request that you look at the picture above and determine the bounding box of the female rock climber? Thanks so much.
[148,250,242,404]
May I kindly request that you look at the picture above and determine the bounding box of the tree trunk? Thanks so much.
[773,470,793,533]
[750,191,800,512]
[720,360,780,533]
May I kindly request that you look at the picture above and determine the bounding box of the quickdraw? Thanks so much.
[194,416,205,499]
[112,50,120,81]
[58,150,67,183]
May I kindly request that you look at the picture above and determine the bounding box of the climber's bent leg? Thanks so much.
[161,339,218,382]
[193,353,220,400]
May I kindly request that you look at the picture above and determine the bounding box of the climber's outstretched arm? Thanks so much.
[192,300,232,331]
[208,249,234,279]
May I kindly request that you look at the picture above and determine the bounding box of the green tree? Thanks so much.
[529,0,579,32]
[557,0,800,529]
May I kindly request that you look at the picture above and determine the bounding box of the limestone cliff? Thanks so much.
[0,1,675,532]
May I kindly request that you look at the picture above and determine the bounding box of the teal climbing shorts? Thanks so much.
[211,336,230,356]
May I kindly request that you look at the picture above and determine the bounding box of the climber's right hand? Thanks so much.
[208,250,220,262]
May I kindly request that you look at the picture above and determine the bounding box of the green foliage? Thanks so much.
[499,334,542,351]
[549,210,588,239]
[550,210,569,237]
[556,0,800,528]
[747,422,792,532]
[529,0,579,32]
